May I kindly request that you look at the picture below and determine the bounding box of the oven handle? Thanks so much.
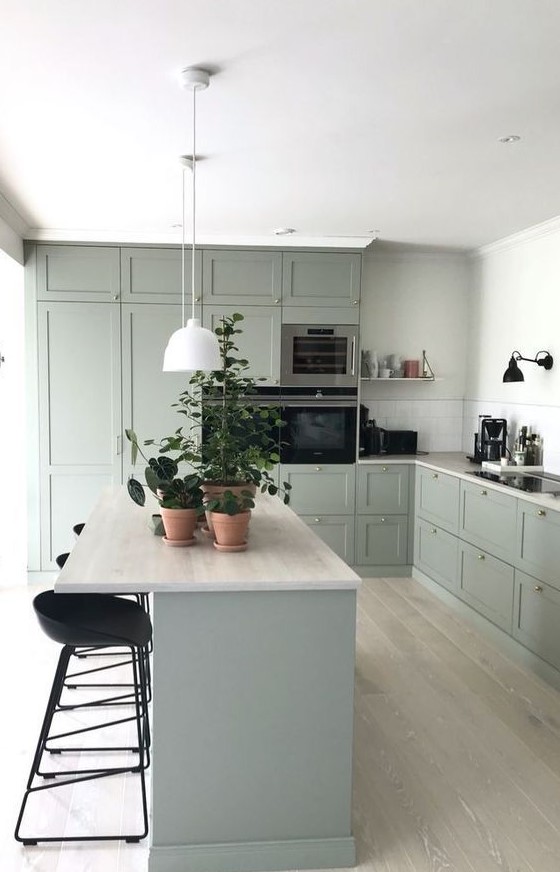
[282,401,357,408]
[350,337,356,376]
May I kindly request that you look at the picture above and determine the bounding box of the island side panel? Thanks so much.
[149,589,357,872]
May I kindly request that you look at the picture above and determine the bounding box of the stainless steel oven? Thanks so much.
[280,388,357,464]
[281,324,358,388]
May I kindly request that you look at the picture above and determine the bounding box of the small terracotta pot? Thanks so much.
[201,482,256,534]
[160,507,197,545]
[209,510,251,549]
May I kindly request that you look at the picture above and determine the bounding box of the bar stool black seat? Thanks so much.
[73,522,85,537]
[15,590,152,845]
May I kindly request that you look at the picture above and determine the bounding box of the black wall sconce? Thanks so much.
[503,350,554,382]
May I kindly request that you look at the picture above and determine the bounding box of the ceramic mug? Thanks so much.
[379,368,393,378]
[404,359,420,378]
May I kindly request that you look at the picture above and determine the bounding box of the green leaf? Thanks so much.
[127,477,146,506]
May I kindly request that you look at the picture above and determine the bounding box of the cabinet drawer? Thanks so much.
[280,464,356,515]
[121,247,201,304]
[517,502,560,590]
[459,541,514,633]
[301,515,355,564]
[37,245,120,302]
[202,250,282,306]
[356,515,408,566]
[460,480,517,562]
[415,518,458,594]
[514,571,560,671]
[416,468,460,533]
[357,465,409,515]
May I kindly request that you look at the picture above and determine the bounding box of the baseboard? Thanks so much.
[412,567,560,692]
[148,836,356,872]
[353,564,412,578]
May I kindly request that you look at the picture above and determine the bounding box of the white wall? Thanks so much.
[360,248,469,451]
[0,249,26,586]
[465,219,560,471]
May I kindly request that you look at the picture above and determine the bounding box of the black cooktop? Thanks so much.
[469,469,560,496]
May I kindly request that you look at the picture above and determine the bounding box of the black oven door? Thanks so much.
[280,400,357,464]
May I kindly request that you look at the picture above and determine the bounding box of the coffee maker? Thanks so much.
[471,415,508,462]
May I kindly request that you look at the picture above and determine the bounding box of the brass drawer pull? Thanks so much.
[480,489,488,496]
[314,518,321,523]
[381,517,386,523]
[315,466,322,472]
[534,585,543,593]
[382,466,388,472]
[537,509,546,517]
[430,528,437,535]
[478,554,485,561]
[432,473,439,479]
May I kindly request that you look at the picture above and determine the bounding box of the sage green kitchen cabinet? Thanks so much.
[356,515,408,566]
[460,480,517,563]
[282,251,361,310]
[37,245,120,302]
[38,302,122,568]
[517,502,560,590]
[458,540,514,633]
[121,304,191,477]
[120,247,202,304]
[357,464,409,515]
[416,467,460,534]
[202,249,283,306]
[415,517,458,594]
[513,570,560,672]
[203,305,281,384]
[280,464,356,516]
[301,515,355,564]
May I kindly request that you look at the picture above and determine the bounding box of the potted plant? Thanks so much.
[170,313,291,517]
[205,488,256,551]
[126,430,204,546]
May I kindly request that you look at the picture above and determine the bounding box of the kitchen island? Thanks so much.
[56,488,361,872]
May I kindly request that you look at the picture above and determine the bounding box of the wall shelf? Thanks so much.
[360,376,437,382]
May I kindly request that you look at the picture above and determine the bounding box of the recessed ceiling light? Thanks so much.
[274,227,296,236]
[498,135,521,144]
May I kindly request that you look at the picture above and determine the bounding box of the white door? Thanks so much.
[0,250,26,586]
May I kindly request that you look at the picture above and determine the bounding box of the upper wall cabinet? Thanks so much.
[121,247,202,304]
[37,245,120,302]
[203,305,281,384]
[202,250,283,306]
[282,252,362,310]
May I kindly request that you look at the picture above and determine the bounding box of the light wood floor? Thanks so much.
[3,578,560,871]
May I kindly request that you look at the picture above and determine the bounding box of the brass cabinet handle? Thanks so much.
[430,528,437,534]
[112,294,119,301]
[315,466,322,472]
[352,299,359,305]
[195,296,201,302]
[382,466,388,472]
[432,473,439,479]
[537,509,546,517]
[381,517,386,523]
[274,298,281,304]
[478,554,485,560]
[480,489,488,496]
[314,518,321,523]
[534,585,543,592]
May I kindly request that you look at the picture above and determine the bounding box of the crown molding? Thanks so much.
[0,191,28,237]
[24,227,374,249]
[473,214,560,258]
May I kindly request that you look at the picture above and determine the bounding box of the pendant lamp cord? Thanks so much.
[191,84,197,323]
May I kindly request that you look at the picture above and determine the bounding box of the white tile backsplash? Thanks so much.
[360,396,464,453]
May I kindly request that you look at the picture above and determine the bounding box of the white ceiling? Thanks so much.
[1,0,560,250]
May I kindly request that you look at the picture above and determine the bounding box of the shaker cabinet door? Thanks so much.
[203,306,281,384]
[282,252,361,308]
[301,515,355,565]
[38,302,122,567]
[416,468,460,534]
[357,465,409,515]
[37,245,120,302]
[202,249,282,306]
[121,247,202,304]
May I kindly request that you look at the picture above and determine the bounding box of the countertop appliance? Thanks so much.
[470,469,560,496]
[281,324,358,388]
[361,426,418,456]
[468,415,507,462]
[280,387,357,464]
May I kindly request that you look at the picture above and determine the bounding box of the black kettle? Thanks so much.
[364,420,385,455]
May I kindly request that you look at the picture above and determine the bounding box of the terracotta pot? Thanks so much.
[201,482,256,534]
[209,510,251,550]
[160,507,197,545]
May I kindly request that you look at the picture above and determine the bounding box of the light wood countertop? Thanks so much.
[55,487,361,594]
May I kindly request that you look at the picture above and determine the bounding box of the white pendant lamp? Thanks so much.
[163,67,221,372]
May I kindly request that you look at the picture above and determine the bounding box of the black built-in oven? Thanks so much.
[279,387,357,464]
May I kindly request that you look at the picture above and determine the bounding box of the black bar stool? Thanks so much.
[15,590,152,844]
